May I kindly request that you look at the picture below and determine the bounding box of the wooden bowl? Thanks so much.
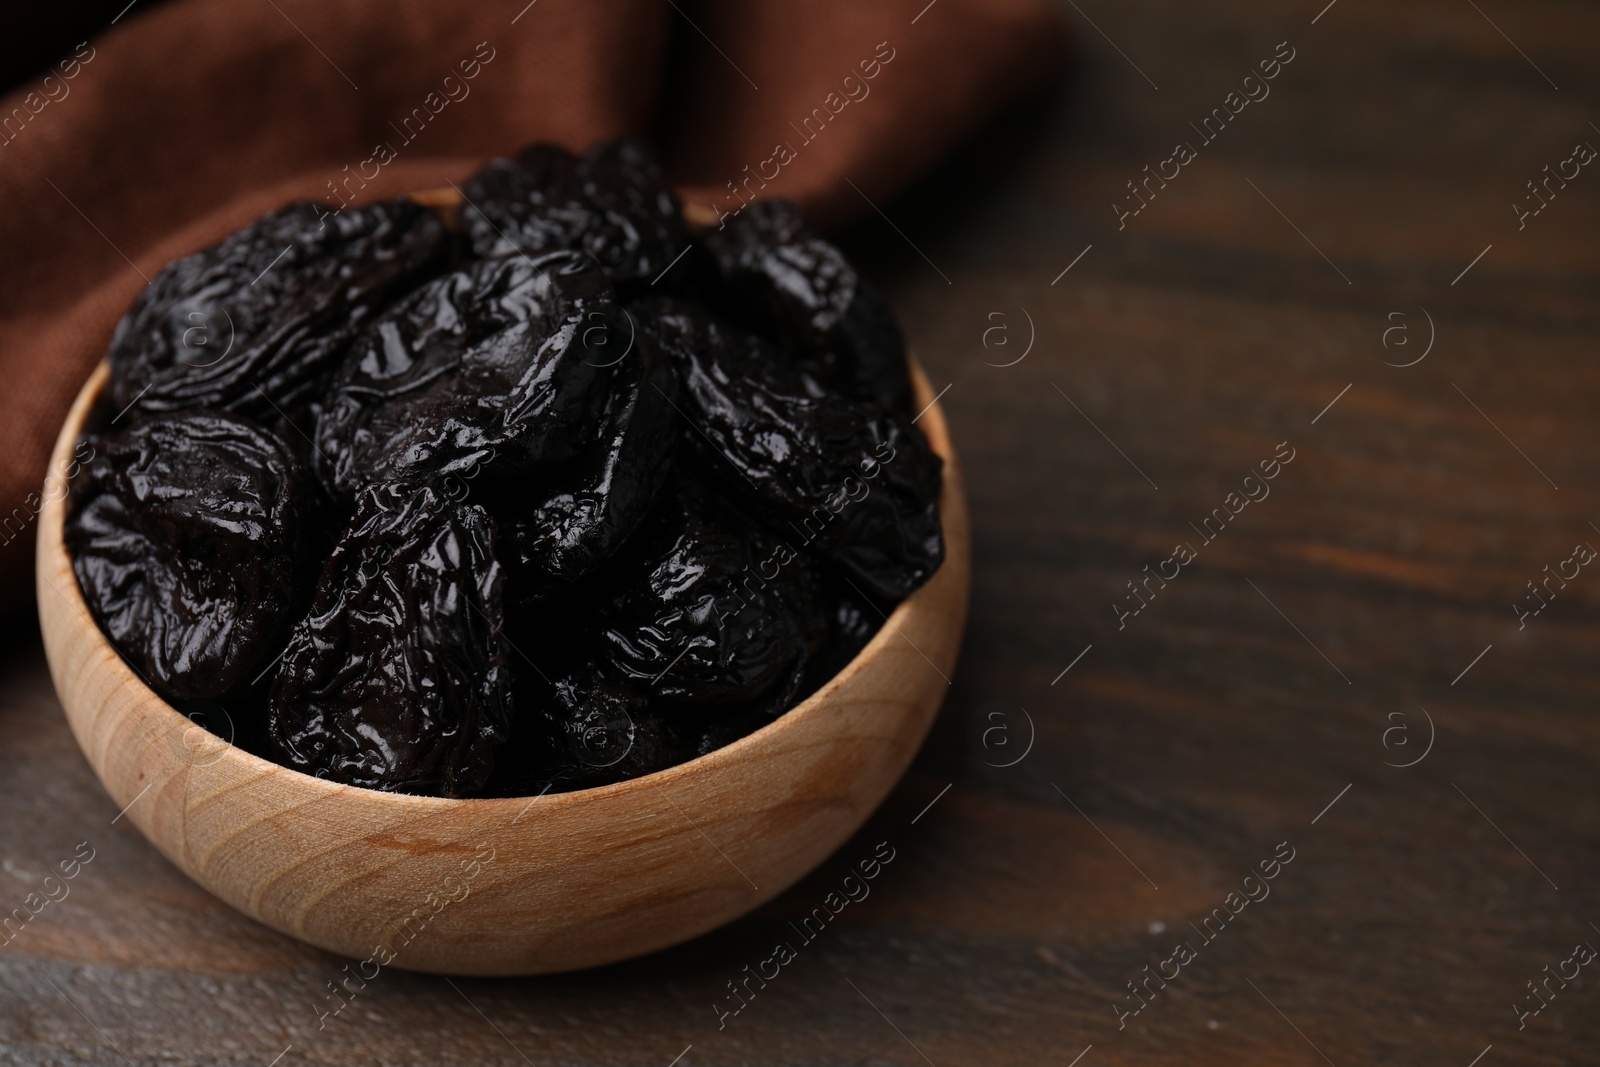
[36,359,969,975]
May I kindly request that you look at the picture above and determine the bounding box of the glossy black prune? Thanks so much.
[487,476,826,795]
[461,139,689,289]
[541,680,691,792]
[107,200,449,421]
[314,250,630,502]
[479,608,687,798]
[701,198,911,411]
[65,413,310,703]
[499,321,679,598]
[634,298,944,600]
[267,482,512,797]
[585,475,829,709]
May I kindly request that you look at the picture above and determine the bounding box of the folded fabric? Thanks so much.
[0,0,1066,609]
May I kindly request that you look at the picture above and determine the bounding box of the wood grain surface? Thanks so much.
[3,0,1600,1063]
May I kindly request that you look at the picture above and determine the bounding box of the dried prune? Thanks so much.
[66,413,310,703]
[541,680,691,792]
[584,475,827,709]
[479,610,685,797]
[314,250,629,503]
[635,298,944,600]
[701,199,911,411]
[267,482,512,797]
[312,252,566,499]
[107,200,448,421]
[461,139,688,289]
[499,322,679,598]
[488,704,693,797]
[488,476,825,794]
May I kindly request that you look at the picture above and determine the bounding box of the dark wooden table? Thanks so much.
[4,0,1599,1063]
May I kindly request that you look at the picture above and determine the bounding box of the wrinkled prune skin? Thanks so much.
[480,608,693,797]
[267,482,512,797]
[314,251,630,502]
[543,679,691,791]
[586,475,828,709]
[500,323,679,598]
[108,200,449,421]
[461,139,688,289]
[66,414,310,703]
[701,199,911,411]
[487,697,692,797]
[635,298,944,600]
[486,478,825,795]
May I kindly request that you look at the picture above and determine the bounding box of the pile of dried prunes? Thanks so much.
[65,139,944,798]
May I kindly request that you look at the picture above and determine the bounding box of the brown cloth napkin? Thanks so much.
[0,0,1066,610]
